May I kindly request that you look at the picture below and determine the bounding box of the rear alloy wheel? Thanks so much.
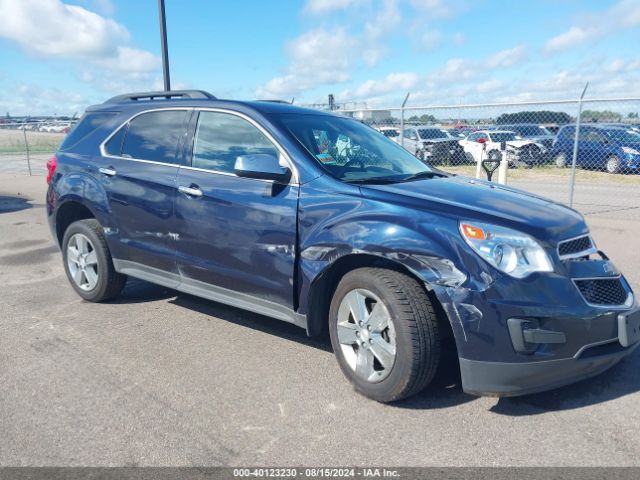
[329,268,440,403]
[554,152,567,168]
[606,155,621,174]
[62,219,127,302]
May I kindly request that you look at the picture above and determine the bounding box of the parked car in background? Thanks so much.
[541,124,560,135]
[551,124,640,173]
[459,130,547,167]
[400,126,467,164]
[46,89,639,403]
[376,126,400,142]
[38,122,71,133]
[499,123,555,150]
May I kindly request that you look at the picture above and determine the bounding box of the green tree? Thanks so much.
[496,110,572,125]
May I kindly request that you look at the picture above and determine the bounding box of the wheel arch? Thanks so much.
[54,200,98,246]
[304,253,453,344]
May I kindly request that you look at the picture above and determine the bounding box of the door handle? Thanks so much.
[178,185,203,197]
[99,167,117,176]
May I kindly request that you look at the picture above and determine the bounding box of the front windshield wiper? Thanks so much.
[399,171,448,182]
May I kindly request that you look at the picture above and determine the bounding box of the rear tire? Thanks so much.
[329,268,440,403]
[62,219,127,302]
[554,152,567,168]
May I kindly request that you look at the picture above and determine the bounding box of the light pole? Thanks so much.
[158,0,171,91]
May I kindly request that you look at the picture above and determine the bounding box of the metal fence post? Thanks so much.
[569,82,589,207]
[399,92,410,147]
[22,127,32,176]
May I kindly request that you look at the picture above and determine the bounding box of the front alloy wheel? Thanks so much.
[329,268,440,403]
[336,289,397,383]
[606,155,621,174]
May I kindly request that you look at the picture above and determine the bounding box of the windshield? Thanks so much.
[489,132,520,142]
[381,129,398,138]
[510,125,550,137]
[605,128,640,143]
[418,129,450,140]
[276,113,432,182]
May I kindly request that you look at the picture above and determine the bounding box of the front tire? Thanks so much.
[606,155,621,174]
[329,268,440,403]
[62,219,126,302]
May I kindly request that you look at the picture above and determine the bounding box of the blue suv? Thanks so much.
[46,91,639,402]
[551,124,640,173]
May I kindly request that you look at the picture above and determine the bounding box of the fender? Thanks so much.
[296,176,497,354]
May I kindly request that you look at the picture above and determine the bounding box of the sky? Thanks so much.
[0,0,639,116]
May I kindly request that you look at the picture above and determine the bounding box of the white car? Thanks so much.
[458,130,547,167]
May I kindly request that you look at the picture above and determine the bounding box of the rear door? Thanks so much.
[173,109,299,312]
[99,108,190,277]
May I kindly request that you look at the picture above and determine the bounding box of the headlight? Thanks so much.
[423,142,433,151]
[459,222,553,278]
[622,146,640,155]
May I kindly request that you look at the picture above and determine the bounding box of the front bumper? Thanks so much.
[460,339,639,397]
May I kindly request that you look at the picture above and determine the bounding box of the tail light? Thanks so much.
[46,155,58,184]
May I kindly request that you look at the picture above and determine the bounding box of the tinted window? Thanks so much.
[192,111,279,173]
[418,129,450,140]
[121,110,187,164]
[490,132,519,142]
[104,126,126,156]
[59,112,116,151]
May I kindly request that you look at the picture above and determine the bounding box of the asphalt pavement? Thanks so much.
[1,173,639,467]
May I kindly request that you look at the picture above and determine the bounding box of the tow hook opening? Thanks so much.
[507,318,567,354]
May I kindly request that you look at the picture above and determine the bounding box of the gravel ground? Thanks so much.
[1,173,639,467]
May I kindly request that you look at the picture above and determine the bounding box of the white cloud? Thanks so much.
[352,72,419,98]
[486,46,527,68]
[0,0,128,57]
[304,0,366,15]
[544,26,597,53]
[0,0,159,91]
[544,0,640,53]
[256,28,355,98]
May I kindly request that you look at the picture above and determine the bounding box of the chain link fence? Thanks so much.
[0,121,71,176]
[314,96,640,208]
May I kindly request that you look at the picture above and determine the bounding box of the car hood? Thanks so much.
[505,140,539,149]
[361,175,586,243]
[422,138,460,144]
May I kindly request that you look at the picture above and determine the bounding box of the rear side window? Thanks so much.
[120,110,188,164]
[59,112,116,151]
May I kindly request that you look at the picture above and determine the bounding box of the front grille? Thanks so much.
[558,235,594,258]
[574,278,628,306]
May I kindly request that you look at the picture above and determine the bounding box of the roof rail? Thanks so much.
[104,90,216,103]
[257,99,293,104]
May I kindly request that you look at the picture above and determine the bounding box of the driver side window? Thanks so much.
[192,111,279,173]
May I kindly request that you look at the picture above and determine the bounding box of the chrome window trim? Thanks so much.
[571,275,635,310]
[557,233,597,261]
[98,106,299,184]
[99,107,192,167]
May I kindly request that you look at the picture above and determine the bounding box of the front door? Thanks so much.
[173,110,299,311]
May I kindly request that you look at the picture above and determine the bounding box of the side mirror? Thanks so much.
[234,154,291,182]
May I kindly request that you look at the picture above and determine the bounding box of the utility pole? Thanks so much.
[158,0,171,91]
